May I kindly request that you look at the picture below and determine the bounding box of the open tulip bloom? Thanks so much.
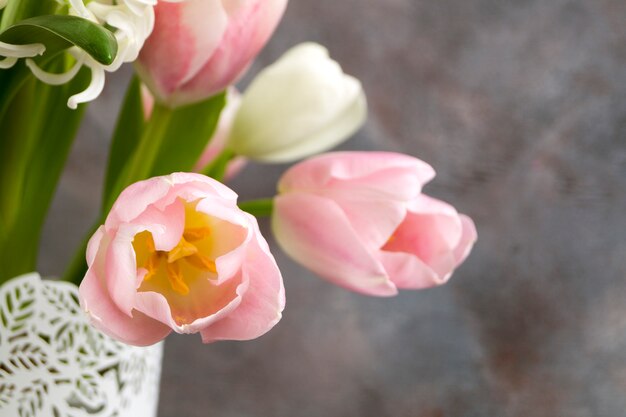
[0,0,476,355]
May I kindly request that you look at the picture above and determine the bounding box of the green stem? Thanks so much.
[0,62,88,284]
[104,102,173,213]
[65,101,174,285]
[0,78,36,236]
[239,198,274,217]
[201,148,235,181]
[0,0,55,30]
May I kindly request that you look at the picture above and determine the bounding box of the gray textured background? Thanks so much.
[39,1,626,416]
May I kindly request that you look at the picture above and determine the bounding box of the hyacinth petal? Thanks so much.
[201,215,285,342]
[273,193,397,296]
[278,151,435,199]
[136,0,228,101]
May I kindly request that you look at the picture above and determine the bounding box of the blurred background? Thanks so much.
[39,0,626,416]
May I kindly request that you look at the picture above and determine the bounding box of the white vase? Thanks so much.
[0,273,163,417]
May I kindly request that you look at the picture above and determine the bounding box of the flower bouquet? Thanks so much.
[0,1,477,416]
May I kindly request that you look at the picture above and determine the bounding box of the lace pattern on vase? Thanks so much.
[0,273,163,417]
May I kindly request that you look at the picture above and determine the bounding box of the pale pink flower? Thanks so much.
[136,0,288,107]
[79,173,285,346]
[272,152,477,296]
[193,88,247,179]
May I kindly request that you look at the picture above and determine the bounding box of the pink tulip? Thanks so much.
[79,173,285,346]
[193,88,247,179]
[136,0,288,107]
[272,152,477,297]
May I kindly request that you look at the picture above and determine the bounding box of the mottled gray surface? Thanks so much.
[39,1,626,416]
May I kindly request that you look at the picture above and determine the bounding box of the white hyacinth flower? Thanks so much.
[0,0,184,108]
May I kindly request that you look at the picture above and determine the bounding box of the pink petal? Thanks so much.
[172,0,288,105]
[194,88,242,171]
[382,195,475,285]
[454,214,478,266]
[105,176,171,230]
[200,215,285,342]
[86,226,105,266]
[131,197,186,251]
[134,275,245,335]
[104,198,184,315]
[79,231,171,346]
[168,172,238,202]
[273,193,397,296]
[378,251,443,289]
[329,195,407,252]
[136,0,228,101]
[195,196,251,284]
[279,151,435,201]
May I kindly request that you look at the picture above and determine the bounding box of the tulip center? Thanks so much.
[135,227,217,296]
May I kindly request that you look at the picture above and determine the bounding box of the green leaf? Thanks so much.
[0,15,118,65]
[150,92,226,177]
[0,60,89,283]
[102,75,145,209]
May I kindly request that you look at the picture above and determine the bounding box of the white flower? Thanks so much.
[227,43,367,163]
[0,0,184,108]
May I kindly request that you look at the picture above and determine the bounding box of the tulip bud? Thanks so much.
[227,43,367,163]
[136,0,288,107]
[272,152,477,296]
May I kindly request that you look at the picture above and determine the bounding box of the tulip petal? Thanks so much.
[279,151,435,200]
[330,196,407,252]
[230,43,365,163]
[134,273,245,334]
[379,251,443,289]
[171,0,288,106]
[383,195,471,281]
[136,0,228,101]
[273,193,397,296]
[454,214,478,265]
[247,80,366,163]
[79,231,171,347]
[200,217,285,342]
[105,175,171,230]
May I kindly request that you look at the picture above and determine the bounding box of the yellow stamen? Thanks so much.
[143,253,161,281]
[145,234,156,252]
[185,253,217,274]
[166,262,190,295]
[167,237,198,263]
[183,227,212,242]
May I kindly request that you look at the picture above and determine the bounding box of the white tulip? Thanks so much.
[228,42,367,163]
